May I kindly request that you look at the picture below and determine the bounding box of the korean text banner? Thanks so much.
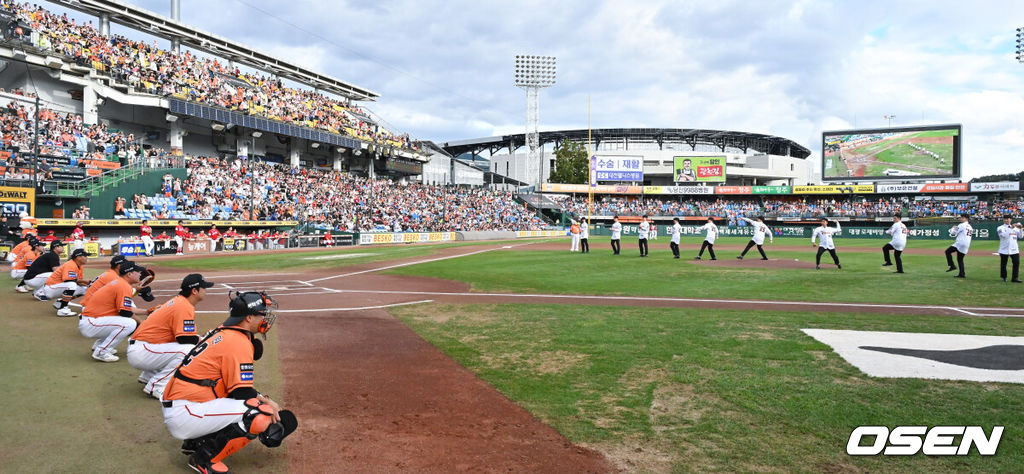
[593,155,644,182]
[674,156,726,183]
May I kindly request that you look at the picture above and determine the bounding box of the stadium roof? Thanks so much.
[441,128,812,159]
[49,0,379,101]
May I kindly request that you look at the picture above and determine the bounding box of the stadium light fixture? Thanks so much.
[211,123,225,131]
[251,131,262,138]
[311,142,320,149]
[1017,27,1023,63]
[165,113,178,122]
[514,54,557,188]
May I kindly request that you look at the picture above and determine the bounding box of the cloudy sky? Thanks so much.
[48,0,1024,179]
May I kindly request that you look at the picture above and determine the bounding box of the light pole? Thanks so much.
[1017,27,1023,63]
[884,114,895,128]
[514,55,556,190]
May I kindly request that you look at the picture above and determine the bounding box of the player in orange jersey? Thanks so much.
[80,255,128,310]
[161,291,296,474]
[34,249,90,317]
[9,237,43,279]
[79,261,151,362]
[129,274,214,400]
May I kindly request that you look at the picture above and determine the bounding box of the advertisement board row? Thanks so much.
[540,182,1020,196]
[588,223,1000,241]
[515,230,565,238]
[359,232,457,245]
[33,219,299,227]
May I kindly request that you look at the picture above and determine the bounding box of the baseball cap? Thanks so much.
[110,255,127,267]
[70,249,89,259]
[119,260,146,275]
[50,241,65,250]
[181,273,214,291]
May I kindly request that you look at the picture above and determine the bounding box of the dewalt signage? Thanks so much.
[0,186,34,217]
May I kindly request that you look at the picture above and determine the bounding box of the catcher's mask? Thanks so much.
[226,291,278,338]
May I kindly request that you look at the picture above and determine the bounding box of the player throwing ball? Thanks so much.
[945,215,972,278]
[694,217,718,260]
[996,215,1023,283]
[882,214,908,273]
[736,216,773,260]
[161,291,297,474]
[811,218,842,270]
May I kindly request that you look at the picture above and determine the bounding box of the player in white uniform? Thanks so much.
[882,214,908,273]
[610,216,622,255]
[695,217,718,260]
[140,219,154,257]
[811,218,842,270]
[996,215,1023,283]
[71,222,85,251]
[580,219,590,254]
[736,216,773,260]
[637,216,650,257]
[669,218,682,259]
[944,215,972,278]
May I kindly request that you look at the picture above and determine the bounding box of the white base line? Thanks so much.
[193,299,433,314]
[303,243,530,284]
[321,289,1024,317]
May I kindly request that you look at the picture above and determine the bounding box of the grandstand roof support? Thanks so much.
[49,0,378,101]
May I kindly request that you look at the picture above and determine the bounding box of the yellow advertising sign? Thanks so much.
[791,185,876,194]
[0,185,35,217]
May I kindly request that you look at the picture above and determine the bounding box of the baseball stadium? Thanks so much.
[2,2,1024,473]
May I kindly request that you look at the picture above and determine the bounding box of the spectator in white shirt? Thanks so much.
[580,219,590,254]
[945,215,973,278]
[811,218,842,270]
[882,214,908,273]
[996,215,1023,283]
[610,216,622,255]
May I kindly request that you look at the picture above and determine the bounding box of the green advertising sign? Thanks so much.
[673,156,726,183]
[752,186,791,194]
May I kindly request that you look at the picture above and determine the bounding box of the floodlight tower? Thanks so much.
[1017,27,1023,63]
[514,55,556,189]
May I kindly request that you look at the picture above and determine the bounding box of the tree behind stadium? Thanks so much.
[549,140,589,184]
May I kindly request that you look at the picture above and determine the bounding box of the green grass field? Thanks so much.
[388,236,1022,307]
[5,237,1022,472]
[908,129,959,138]
[394,303,1024,472]
[823,153,849,179]
[872,143,953,172]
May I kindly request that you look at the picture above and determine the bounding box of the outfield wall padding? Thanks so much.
[456,231,518,241]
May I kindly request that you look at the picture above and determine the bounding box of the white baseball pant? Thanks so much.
[35,281,85,300]
[162,398,247,440]
[174,236,183,254]
[10,268,27,279]
[141,236,154,256]
[127,340,194,399]
[79,315,138,357]
[23,272,52,290]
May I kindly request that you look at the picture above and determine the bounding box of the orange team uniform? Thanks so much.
[163,327,255,403]
[44,260,84,286]
[133,295,197,344]
[80,268,119,307]
[9,239,30,259]
[82,277,135,317]
[13,248,40,270]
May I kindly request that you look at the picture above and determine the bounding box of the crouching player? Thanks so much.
[161,291,297,474]
[33,248,90,316]
[129,274,213,400]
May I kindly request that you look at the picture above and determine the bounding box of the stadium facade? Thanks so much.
[441,128,813,188]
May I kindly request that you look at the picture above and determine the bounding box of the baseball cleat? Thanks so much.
[56,307,77,317]
[33,293,49,301]
[15,285,29,293]
[694,256,701,260]
[1013,280,1023,283]
[92,352,119,363]
[180,439,199,455]
[954,274,966,279]
[882,262,893,266]
[894,271,905,274]
[815,265,821,270]
[91,343,116,355]
[736,256,743,260]
[53,300,62,309]
[837,264,842,270]
[1003,278,1008,282]
[946,267,957,272]
[710,258,717,261]
[760,257,769,261]
[188,455,230,474]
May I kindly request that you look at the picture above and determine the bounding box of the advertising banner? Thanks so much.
[876,183,925,193]
[515,230,565,238]
[753,186,792,194]
[33,219,298,227]
[792,185,875,194]
[359,232,457,245]
[594,156,644,182]
[970,181,1019,192]
[118,242,146,257]
[185,239,211,254]
[540,183,642,195]
[673,156,726,183]
[716,186,751,195]
[643,186,715,195]
[919,183,968,193]
[0,185,34,217]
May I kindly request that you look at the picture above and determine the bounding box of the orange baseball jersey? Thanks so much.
[80,268,118,307]
[10,240,30,258]
[13,248,40,270]
[81,277,135,317]
[163,327,256,403]
[45,260,84,286]
[132,295,197,344]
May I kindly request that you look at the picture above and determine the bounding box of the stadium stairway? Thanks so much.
[36,165,187,219]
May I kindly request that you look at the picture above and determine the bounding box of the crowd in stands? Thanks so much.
[3,2,418,150]
[555,195,1024,220]
[121,156,546,231]
[0,93,134,158]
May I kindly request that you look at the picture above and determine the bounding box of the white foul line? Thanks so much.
[319,289,1024,318]
[193,299,433,314]
[303,243,531,284]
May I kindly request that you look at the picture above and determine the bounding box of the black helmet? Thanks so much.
[225,291,278,334]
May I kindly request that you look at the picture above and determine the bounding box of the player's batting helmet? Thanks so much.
[226,291,278,334]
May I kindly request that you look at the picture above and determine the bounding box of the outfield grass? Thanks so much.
[909,129,959,138]
[389,236,1023,307]
[155,240,498,271]
[393,302,1024,472]
[873,143,953,171]
[0,288,286,472]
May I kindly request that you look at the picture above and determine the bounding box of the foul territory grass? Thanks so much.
[389,236,1023,308]
[393,302,1024,472]
[0,290,286,472]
